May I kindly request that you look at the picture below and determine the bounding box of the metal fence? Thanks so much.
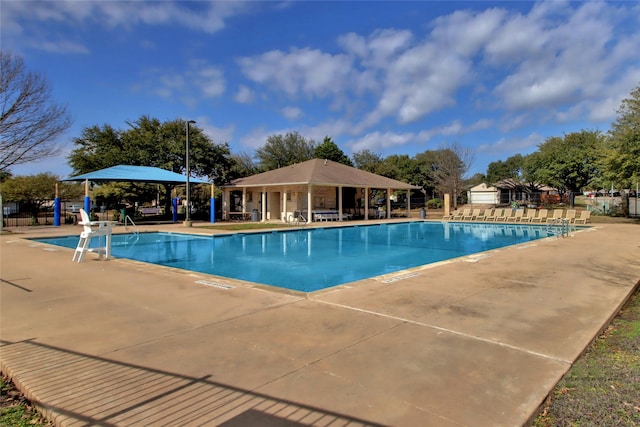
[2,200,85,227]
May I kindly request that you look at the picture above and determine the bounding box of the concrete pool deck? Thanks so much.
[1,220,639,426]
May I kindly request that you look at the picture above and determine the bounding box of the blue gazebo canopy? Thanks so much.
[62,165,209,184]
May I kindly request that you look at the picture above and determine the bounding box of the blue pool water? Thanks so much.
[34,222,559,292]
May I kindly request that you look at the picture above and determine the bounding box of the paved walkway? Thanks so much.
[1,221,639,426]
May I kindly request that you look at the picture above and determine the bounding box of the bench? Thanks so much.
[139,207,161,216]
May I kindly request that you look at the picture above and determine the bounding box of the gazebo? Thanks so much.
[60,165,211,225]
[222,159,420,223]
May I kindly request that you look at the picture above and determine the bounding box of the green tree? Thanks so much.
[255,132,316,171]
[68,116,233,214]
[314,137,353,166]
[465,172,487,188]
[414,150,440,199]
[0,52,72,172]
[230,152,259,179]
[418,143,473,209]
[486,154,525,184]
[0,173,82,224]
[352,149,383,174]
[527,130,605,205]
[606,85,640,187]
[377,154,418,183]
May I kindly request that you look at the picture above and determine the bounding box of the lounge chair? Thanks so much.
[480,209,494,221]
[464,209,480,220]
[512,209,524,222]
[520,209,537,222]
[531,209,548,223]
[491,208,504,221]
[546,209,564,223]
[452,208,470,221]
[565,209,576,223]
[496,209,513,222]
[574,210,591,224]
[471,209,485,220]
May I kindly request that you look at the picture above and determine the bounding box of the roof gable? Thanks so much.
[228,159,418,189]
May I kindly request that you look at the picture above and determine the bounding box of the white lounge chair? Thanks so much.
[488,208,502,221]
[531,209,548,223]
[73,209,108,262]
[512,209,524,222]
[565,209,576,223]
[546,209,564,223]
[496,209,512,222]
[452,208,470,221]
[520,209,537,222]
[479,209,494,221]
[463,209,480,220]
[574,210,591,224]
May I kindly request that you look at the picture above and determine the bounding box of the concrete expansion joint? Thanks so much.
[315,299,572,365]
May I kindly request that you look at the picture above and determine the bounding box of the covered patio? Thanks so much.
[61,165,211,224]
[222,159,420,223]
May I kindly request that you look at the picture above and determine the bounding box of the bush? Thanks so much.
[426,198,443,209]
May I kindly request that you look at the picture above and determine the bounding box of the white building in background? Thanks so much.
[468,183,499,205]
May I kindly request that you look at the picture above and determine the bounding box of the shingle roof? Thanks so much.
[226,159,419,189]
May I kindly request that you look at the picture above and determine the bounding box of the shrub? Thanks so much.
[426,198,443,209]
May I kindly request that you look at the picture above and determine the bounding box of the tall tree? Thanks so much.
[255,132,315,171]
[606,85,640,187]
[377,154,418,183]
[314,137,353,166]
[68,116,233,213]
[414,150,440,198]
[352,149,383,174]
[527,130,605,205]
[230,152,259,179]
[69,117,233,182]
[0,52,72,171]
[427,143,473,209]
[486,154,525,184]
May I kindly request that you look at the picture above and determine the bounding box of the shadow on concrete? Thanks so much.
[1,339,385,427]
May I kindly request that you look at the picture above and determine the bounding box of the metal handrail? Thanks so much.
[124,215,139,234]
[546,217,571,238]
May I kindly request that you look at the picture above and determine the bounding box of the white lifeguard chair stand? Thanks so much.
[72,209,113,262]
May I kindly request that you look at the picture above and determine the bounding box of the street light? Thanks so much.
[184,120,196,227]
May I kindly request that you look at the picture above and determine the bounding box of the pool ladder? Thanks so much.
[124,215,140,235]
[546,218,571,238]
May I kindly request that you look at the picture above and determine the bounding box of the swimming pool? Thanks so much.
[34,222,561,292]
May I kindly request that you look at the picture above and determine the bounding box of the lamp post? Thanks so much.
[184,120,196,227]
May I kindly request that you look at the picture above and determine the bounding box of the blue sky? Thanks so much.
[3,0,639,179]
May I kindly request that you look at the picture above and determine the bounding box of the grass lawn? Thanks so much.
[533,286,640,426]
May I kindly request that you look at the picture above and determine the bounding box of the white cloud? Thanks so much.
[2,1,250,54]
[136,60,225,105]
[476,132,543,154]
[196,119,235,144]
[239,127,283,150]
[415,119,492,144]
[281,107,303,120]
[338,28,413,69]
[234,86,255,104]
[348,131,415,152]
[190,61,226,98]
[431,8,506,57]
[238,48,354,98]
[491,1,634,115]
